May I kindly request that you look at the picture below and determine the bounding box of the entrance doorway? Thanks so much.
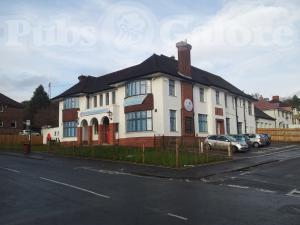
[102,116,110,144]
[216,119,225,135]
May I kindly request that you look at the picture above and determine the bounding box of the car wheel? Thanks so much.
[233,146,239,152]
[253,142,260,148]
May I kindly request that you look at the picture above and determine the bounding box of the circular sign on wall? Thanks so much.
[184,98,193,112]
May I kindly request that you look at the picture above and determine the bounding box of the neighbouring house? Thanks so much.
[0,93,24,134]
[255,107,276,129]
[52,41,256,147]
[255,96,293,128]
[292,108,300,125]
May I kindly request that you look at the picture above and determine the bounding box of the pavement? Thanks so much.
[1,143,300,225]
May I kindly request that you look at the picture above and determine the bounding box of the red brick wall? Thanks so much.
[181,81,194,136]
[215,107,224,116]
[0,106,23,134]
[63,108,79,122]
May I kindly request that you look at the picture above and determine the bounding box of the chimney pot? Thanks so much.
[176,40,192,77]
[272,96,280,101]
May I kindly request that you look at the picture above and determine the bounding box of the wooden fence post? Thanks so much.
[176,138,179,168]
[142,144,145,163]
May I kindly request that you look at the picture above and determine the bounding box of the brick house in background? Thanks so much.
[0,93,24,134]
[52,41,256,147]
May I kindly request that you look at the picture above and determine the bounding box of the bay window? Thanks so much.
[126,110,152,132]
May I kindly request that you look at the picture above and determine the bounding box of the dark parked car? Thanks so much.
[261,133,271,145]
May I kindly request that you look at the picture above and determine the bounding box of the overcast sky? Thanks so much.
[0,0,300,102]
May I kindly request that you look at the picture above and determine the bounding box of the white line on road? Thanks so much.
[256,188,276,194]
[167,213,188,221]
[39,177,111,199]
[286,189,300,197]
[227,184,249,189]
[0,167,20,173]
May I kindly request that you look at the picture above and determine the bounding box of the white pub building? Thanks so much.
[53,41,256,147]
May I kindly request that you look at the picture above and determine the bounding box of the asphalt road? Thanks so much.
[1,149,300,225]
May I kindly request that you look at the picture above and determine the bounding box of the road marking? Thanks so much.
[286,189,300,197]
[1,167,20,173]
[256,188,276,194]
[227,184,249,189]
[240,171,251,176]
[39,177,111,199]
[167,213,188,221]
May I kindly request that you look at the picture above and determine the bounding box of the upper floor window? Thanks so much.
[248,101,252,115]
[86,96,90,109]
[216,90,220,105]
[99,94,103,106]
[112,91,116,104]
[126,80,148,97]
[169,79,175,96]
[224,94,228,108]
[199,88,205,102]
[93,96,97,108]
[0,105,4,112]
[64,97,79,109]
[105,93,109,105]
[232,97,235,109]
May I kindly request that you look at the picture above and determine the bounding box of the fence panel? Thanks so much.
[0,135,43,145]
[257,128,300,142]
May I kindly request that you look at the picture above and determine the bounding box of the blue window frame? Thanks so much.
[126,110,152,132]
[63,121,77,137]
[198,114,208,133]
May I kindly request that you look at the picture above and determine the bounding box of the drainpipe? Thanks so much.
[243,100,247,133]
[235,97,239,133]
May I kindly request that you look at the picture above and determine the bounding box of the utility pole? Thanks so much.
[48,82,51,99]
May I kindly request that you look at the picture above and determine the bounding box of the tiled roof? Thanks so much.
[0,93,23,108]
[53,54,254,100]
[254,99,292,112]
[254,107,276,121]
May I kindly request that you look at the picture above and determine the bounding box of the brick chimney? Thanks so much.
[272,96,280,101]
[176,40,192,77]
[78,75,87,82]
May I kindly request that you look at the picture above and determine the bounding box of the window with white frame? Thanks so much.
[63,121,77,137]
[112,91,116,104]
[63,97,79,109]
[226,118,230,134]
[126,80,148,97]
[199,87,205,102]
[232,97,235,109]
[170,110,176,131]
[198,114,208,133]
[99,94,103,106]
[126,110,152,132]
[248,101,252,115]
[169,79,175,96]
[225,94,228,108]
[93,96,97,108]
[216,90,220,105]
[0,105,3,112]
[105,93,109,105]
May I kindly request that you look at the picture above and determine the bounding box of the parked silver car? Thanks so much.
[205,135,249,152]
[244,134,267,148]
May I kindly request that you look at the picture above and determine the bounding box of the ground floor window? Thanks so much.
[170,110,176,131]
[198,114,208,133]
[126,110,152,132]
[237,122,243,134]
[226,118,230,134]
[63,121,77,137]
[185,117,193,134]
